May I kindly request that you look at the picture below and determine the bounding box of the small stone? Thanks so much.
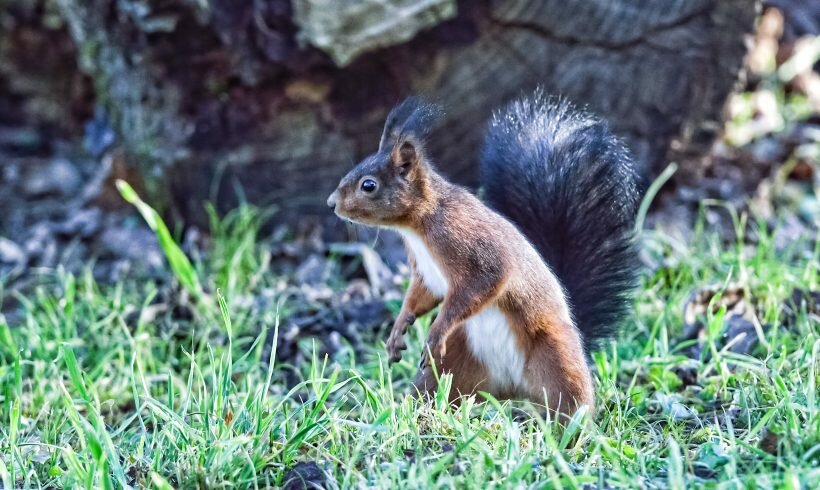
[724,316,759,355]
[655,393,698,421]
[668,401,697,420]
[343,279,374,301]
[782,288,820,327]
[759,428,780,455]
[21,158,82,198]
[0,237,26,265]
[53,208,102,238]
[295,254,332,285]
[798,194,819,225]
[672,364,699,387]
[324,331,343,354]
[0,127,43,153]
[285,80,331,104]
[98,225,164,270]
[23,223,57,267]
[748,137,785,164]
[1,161,20,184]
[282,461,326,490]
[83,108,117,156]
[340,299,389,330]
[330,242,394,293]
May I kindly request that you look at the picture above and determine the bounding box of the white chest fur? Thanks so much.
[399,230,449,298]
[466,307,526,392]
[398,229,527,393]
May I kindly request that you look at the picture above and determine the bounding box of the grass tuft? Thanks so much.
[0,196,817,488]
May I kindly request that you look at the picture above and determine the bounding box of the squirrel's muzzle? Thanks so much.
[327,191,339,211]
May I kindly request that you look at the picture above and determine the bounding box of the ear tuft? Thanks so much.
[379,96,444,152]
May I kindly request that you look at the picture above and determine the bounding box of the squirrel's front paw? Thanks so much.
[386,314,416,364]
[386,333,407,364]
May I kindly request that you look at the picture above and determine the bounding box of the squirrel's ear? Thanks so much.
[392,140,420,178]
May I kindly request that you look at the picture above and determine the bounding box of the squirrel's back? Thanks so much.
[480,92,641,351]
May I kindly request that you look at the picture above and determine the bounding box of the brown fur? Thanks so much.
[328,122,594,417]
[386,252,441,362]
[413,325,491,402]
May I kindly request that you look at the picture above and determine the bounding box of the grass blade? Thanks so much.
[116,179,202,299]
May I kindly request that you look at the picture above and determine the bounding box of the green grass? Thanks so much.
[0,192,818,488]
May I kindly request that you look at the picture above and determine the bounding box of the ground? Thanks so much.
[1,6,819,490]
[1,181,818,488]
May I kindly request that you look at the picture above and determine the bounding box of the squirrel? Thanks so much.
[327,91,641,417]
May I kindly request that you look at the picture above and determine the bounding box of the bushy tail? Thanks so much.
[480,92,641,351]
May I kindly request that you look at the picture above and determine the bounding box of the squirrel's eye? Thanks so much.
[360,178,378,193]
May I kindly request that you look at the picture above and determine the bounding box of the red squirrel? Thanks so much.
[327,92,641,416]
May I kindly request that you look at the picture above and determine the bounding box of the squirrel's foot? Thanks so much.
[424,330,447,362]
[386,314,416,364]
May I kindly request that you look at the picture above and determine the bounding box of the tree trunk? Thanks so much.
[48,0,758,226]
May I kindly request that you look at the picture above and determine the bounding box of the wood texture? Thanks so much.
[47,0,757,226]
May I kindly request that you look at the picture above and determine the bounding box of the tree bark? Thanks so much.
[46,0,758,225]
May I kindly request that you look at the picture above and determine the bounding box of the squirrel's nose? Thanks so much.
[327,191,339,211]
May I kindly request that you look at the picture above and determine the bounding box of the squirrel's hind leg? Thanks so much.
[524,338,595,419]
[412,325,491,404]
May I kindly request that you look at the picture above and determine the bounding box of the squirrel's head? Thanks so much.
[327,97,443,227]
